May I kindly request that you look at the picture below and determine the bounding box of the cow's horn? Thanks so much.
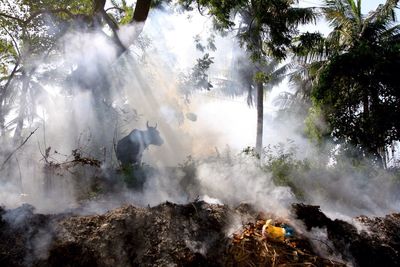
[146,121,150,128]
[155,123,158,129]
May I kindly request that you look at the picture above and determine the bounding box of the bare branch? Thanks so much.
[0,57,21,105]
[101,10,126,54]
[105,7,125,13]
[1,25,21,56]
[0,12,24,23]
[26,9,74,24]
[1,9,75,26]
[0,127,39,171]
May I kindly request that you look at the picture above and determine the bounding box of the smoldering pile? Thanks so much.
[1,201,399,267]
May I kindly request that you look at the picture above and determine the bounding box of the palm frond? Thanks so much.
[381,24,400,42]
[345,0,361,23]
[286,7,319,26]
[361,0,398,36]
[323,0,363,45]
[367,0,399,24]
[292,32,326,62]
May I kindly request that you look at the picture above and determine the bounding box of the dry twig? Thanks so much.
[0,127,38,171]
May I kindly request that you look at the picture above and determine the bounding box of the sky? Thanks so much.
[299,0,388,11]
[298,0,393,34]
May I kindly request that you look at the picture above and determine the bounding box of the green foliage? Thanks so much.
[194,33,216,52]
[177,156,197,177]
[242,146,261,159]
[176,156,199,191]
[304,105,329,144]
[120,163,155,190]
[0,0,153,139]
[113,0,134,25]
[0,39,16,57]
[254,71,270,83]
[20,0,94,15]
[151,0,173,8]
[0,0,97,61]
[263,142,308,199]
[179,53,214,97]
[292,32,326,60]
[242,143,309,199]
[0,38,17,78]
[87,180,105,199]
[179,0,316,60]
[242,143,310,200]
[294,0,400,164]
[312,36,400,158]
[191,53,214,89]
[242,140,399,203]
[178,0,316,152]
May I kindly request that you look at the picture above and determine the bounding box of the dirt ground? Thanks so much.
[0,201,399,267]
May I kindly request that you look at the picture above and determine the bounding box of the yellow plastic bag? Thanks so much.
[262,219,286,241]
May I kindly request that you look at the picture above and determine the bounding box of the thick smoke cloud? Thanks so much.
[0,5,398,223]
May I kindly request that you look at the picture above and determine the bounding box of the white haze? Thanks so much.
[0,5,398,223]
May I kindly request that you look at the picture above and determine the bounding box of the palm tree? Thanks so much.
[215,53,288,153]
[234,0,316,154]
[180,0,316,154]
[294,0,400,166]
[238,0,316,154]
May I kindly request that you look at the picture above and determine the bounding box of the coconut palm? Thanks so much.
[294,0,400,166]
[214,49,302,156]
[237,1,316,154]
[180,0,317,154]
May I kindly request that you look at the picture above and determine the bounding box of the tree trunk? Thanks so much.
[101,0,152,57]
[0,59,20,137]
[363,92,369,121]
[255,80,264,155]
[376,147,386,169]
[132,0,151,22]
[13,73,29,144]
[0,107,5,137]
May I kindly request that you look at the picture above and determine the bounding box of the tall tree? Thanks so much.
[294,0,400,166]
[0,0,152,144]
[180,0,316,154]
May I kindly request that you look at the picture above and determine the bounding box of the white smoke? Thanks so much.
[0,3,398,222]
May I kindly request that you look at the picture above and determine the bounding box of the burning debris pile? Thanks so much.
[227,218,344,266]
[1,201,399,266]
[293,204,400,267]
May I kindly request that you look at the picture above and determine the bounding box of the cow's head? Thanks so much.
[146,121,164,146]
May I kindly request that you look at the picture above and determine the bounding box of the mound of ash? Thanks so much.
[0,202,399,267]
[0,204,57,267]
[293,204,400,267]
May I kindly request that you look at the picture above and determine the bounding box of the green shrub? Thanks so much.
[120,163,155,190]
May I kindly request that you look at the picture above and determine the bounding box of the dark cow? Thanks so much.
[116,122,164,165]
